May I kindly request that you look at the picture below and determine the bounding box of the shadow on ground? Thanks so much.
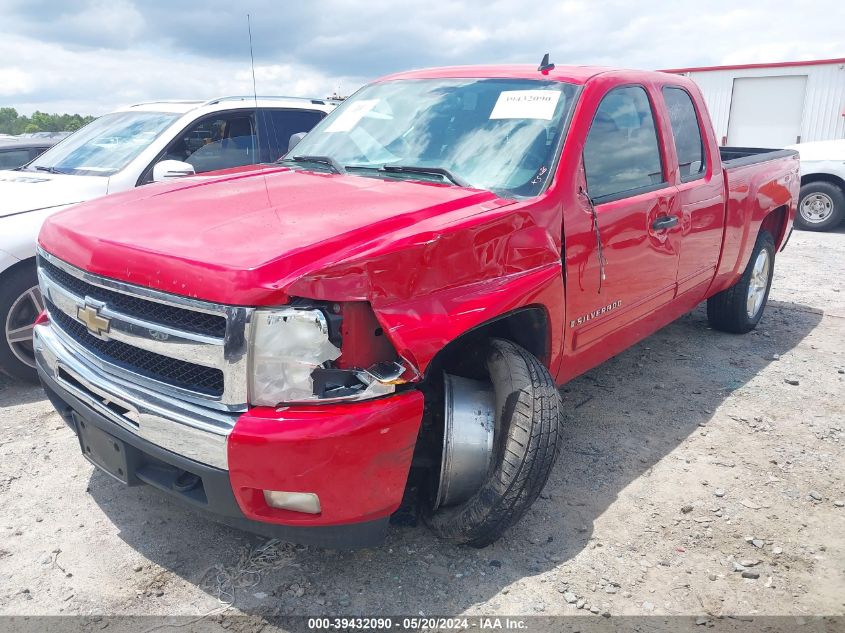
[0,374,49,407]
[820,223,845,235]
[84,299,822,615]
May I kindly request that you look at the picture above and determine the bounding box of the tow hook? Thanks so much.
[173,471,201,493]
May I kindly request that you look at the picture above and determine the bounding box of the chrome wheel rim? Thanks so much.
[5,285,43,368]
[800,192,834,224]
[746,249,770,319]
[434,374,495,510]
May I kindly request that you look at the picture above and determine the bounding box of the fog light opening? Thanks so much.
[263,490,322,514]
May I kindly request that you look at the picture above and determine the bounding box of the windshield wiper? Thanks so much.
[379,165,471,188]
[32,165,69,174]
[282,155,345,174]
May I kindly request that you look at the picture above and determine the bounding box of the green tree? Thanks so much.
[0,108,96,135]
[0,107,20,133]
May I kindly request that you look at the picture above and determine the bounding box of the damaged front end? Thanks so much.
[249,300,412,406]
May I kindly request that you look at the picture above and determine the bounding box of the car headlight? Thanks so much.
[248,306,405,406]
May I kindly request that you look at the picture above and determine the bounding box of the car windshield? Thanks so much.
[24,111,179,176]
[286,78,579,197]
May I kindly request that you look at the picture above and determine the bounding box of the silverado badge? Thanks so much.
[569,300,622,328]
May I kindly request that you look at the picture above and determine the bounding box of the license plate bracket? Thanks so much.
[75,415,131,485]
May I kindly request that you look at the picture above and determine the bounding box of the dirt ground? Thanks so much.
[0,226,843,625]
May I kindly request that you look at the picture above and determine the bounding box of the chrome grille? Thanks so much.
[37,248,252,411]
[40,259,226,337]
[48,304,224,396]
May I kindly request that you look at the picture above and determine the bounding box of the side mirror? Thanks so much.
[153,160,195,182]
[288,132,307,154]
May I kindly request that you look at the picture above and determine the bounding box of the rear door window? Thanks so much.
[662,87,706,181]
[583,86,665,201]
[257,108,326,162]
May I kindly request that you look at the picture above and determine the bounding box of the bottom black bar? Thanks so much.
[0,615,842,633]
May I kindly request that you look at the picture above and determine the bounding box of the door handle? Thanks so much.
[652,215,678,231]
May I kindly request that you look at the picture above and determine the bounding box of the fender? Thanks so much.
[286,204,566,379]
[373,265,564,379]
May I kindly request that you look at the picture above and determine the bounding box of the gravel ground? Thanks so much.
[0,226,843,624]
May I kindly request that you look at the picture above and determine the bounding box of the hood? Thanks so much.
[39,166,510,305]
[785,139,845,162]
[0,170,110,219]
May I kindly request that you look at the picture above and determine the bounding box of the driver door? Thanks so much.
[140,110,257,184]
[563,84,682,364]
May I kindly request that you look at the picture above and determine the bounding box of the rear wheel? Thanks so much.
[794,181,845,231]
[426,339,564,547]
[0,262,42,382]
[706,231,775,334]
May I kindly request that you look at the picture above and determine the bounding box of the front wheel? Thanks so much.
[426,339,564,547]
[0,262,43,382]
[706,231,775,334]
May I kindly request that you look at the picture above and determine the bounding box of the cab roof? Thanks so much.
[377,64,617,85]
[377,64,692,88]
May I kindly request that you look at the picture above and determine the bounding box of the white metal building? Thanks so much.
[662,58,845,148]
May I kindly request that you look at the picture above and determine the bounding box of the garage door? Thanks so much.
[726,75,807,147]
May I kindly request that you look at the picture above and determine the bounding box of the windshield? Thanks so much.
[25,111,179,176]
[286,78,579,196]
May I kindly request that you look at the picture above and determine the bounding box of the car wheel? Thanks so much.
[426,339,564,547]
[794,181,845,231]
[0,262,42,382]
[706,231,775,334]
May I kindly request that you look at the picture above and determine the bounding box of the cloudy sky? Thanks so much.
[2,0,843,115]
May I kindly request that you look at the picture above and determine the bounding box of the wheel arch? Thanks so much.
[420,305,552,385]
[0,255,37,284]
[759,204,789,250]
[800,171,845,193]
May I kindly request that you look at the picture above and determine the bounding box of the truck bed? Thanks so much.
[720,146,799,169]
[712,145,799,295]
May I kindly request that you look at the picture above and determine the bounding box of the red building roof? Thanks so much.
[661,57,845,74]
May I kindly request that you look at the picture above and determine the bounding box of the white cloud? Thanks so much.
[0,68,34,97]
[1,0,843,115]
[0,34,356,115]
[57,0,146,46]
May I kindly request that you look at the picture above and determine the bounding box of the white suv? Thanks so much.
[0,96,335,380]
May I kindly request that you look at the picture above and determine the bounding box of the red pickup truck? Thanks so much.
[33,62,799,548]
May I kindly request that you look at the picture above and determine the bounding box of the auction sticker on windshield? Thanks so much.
[489,90,561,120]
[326,99,380,132]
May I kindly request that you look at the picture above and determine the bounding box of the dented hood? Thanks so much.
[39,166,510,305]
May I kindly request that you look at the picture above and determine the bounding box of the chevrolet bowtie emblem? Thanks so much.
[77,303,110,337]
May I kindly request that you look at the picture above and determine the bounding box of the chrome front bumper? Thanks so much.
[34,323,237,469]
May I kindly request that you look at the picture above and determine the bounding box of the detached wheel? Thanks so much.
[0,262,42,382]
[707,231,775,334]
[795,181,844,231]
[426,339,564,547]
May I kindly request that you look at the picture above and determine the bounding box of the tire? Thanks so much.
[426,339,564,547]
[707,231,775,334]
[794,181,845,231]
[0,262,42,382]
